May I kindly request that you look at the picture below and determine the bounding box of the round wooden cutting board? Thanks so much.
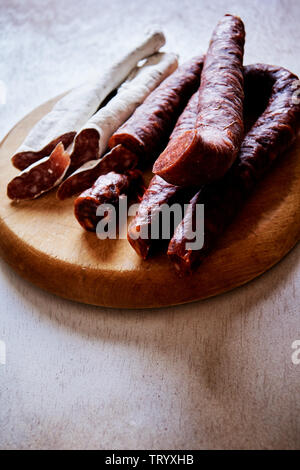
[0,97,300,309]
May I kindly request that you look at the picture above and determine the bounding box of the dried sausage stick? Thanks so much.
[153,14,245,186]
[127,93,199,259]
[66,52,178,174]
[168,64,300,273]
[74,170,143,232]
[7,143,70,200]
[57,145,138,200]
[8,53,176,201]
[127,175,185,259]
[12,29,166,170]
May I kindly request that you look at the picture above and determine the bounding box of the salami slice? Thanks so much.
[108,56,204,162]
[153,14,245,186]
[127,92,199,259]
[127,175,186,259]
[74,170,143,232]
[7,143,70,200]
[12,133,75,172]
[12,29,166,170]
[57,145,139,200]
[66,52,178,174]
[168,64,300,273]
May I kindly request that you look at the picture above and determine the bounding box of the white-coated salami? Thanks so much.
[11,29,166,170]
[66,52,178,173]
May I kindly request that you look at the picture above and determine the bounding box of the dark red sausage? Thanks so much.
[127,93,199,259]
[108,56,204,162]
[153,14,245,186]
[7,143,70,200]
[168,64,300,273]
[57,144,139,200]
[127,175,186,259]
[169,92,199,141]
[11,132,75,171]
[74,170,143,232]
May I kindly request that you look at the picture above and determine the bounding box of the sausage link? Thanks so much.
[57,145,139,200]
[74,170,143,232]
[58,57,204,201]
[12,132,75,171]
[153,14,245,186]
[108,57,204,162]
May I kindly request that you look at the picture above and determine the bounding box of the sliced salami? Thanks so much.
[57,145,138,200]
[108,56,204,162]
[153,14,245,186]
[7,143,70,200]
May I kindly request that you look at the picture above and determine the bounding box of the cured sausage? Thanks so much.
[127,93,199,259]
[168,92,200,141]
[153,14,245,186]
[12,133,76,172]
[57,57,204,200]
[11,28,166,170]
[9,53,176,202]
[108,56,204,161]
[127,175,186,259]
[57,145,139,200]
[168,64,300,273]
[66,52,178,174]
[7,143,70,200]
[74,170,143,232]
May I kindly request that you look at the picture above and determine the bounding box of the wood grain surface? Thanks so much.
[0,0,300,450]
[1,97,300,308]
